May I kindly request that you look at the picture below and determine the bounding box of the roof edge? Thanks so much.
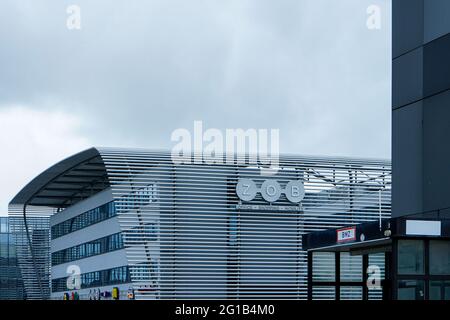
[9,147,102,206]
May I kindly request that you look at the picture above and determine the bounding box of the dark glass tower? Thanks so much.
[0,217,25,300]
[393,0,450,218]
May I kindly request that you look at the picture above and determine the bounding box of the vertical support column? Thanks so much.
[392,239,398,300]
[383,251,392,300]
[307,251,313,300]
[335,251,340,301]
[424,239,430,300]
[362,254,369,300]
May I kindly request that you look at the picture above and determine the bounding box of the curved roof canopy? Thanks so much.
[9,147,109,208]
[9,147,391,210]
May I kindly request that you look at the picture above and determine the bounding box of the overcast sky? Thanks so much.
[0,0,391,215]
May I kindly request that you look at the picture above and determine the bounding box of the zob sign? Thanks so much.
[236,178,305,203]
[337,227,356,243]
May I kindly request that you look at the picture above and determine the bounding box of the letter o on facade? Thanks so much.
[261,180,281,203]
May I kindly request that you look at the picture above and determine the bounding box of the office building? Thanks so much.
[9,147,391,299]
[392,0,450,299]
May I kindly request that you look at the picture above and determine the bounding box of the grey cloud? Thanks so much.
[0,0,391,158]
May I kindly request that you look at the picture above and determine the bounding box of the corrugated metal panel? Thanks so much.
[9,148,391,299]
[97,149,391,299]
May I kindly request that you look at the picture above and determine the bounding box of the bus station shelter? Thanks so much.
[303,213,450,300]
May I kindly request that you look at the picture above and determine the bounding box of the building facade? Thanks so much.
[9,148,391,300]
[392,0,450,218]
[390,0,450,299]
[4,216,50,300]
[0,217,25,299]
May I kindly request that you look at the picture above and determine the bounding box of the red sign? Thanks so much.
[337,226,356,243]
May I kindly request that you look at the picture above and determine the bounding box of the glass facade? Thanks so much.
[396,239,450,300]
[340,253,362,282]
[398,280,425,300]
[127,223,158,242]
[368,253,385,300]
[310,251,386,301]
[397,240,425,275]
[429,280,450,300]
[52,265,130,292]
[51,201,116,239]
[312,252,335,282]
[429,240,450,275]
[51,233,124,266]
[131,260,159,286]
[340,286,363,300]
[0,217,25,299]
[119,184,157,211]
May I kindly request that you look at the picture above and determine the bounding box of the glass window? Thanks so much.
[368,253,385,281]
[52,232,124,266]
[94,242,100,255]
[340,252,362,282]
[398,280,425,300]
[397,240,424,275]
[368,288,383,301]
[340,286,363,300]
[312,286,335,300]
[312,252,335,282]
[429,281,450,300]
[430,240,450,275]
[51,201,117,239]
[0,234,8,245]
[367,252,385,300]
[79,244,86,258]
[0,220,8,233]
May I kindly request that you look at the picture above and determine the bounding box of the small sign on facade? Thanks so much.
[337,226,356,243]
